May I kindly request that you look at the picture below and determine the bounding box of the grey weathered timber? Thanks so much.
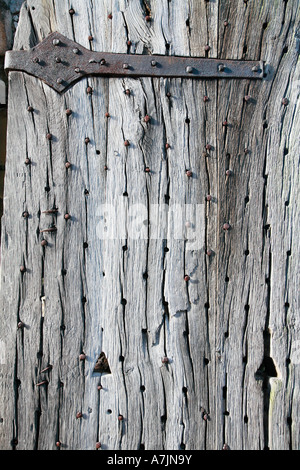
[0,0,299,451]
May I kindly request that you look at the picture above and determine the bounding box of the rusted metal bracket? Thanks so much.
[5,32,264,93]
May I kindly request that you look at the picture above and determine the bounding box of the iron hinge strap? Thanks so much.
[5,32,264,94]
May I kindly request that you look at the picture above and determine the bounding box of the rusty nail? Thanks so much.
[41,365,53,373]
[85,137,90,144]
[108,13,113,19]
[226,169,233,176]
[244,95,251,102]
[166,92,171,98]
[76,412,83,419]
[96,442,101,449]
[56,441,61,448]
[27,106,34,112]
[282,97,289,106]
[204,45,210,51]
[206,195,212,201]
[104,165,108,171]
[125,89,131,96]
[207,249,213,256]
[223,444,230,450]
[66,109,72,116]
[127,40,132,46]
[46,133,52,140]
[53,39,60,46]
[18,322,25,329]
[224,20,229,26]
[105,112,110,118]
[145,15,151,22]
[87,86,93,95]
[203,96,209,102]
[222,120,228,127]
[88,35,93,41]
[184,275,190,282]
[124,140,130,147]
[42,208,58,214]
[41,240,48,247]
[36,380,48,387]
[79,354,86,361]
[144,115,151,123]
[20,266,26,273]
[145,167,151,173]
[118,415,124,421]
[22,211,29,219]
[165,143,170,149]
[64,213,71,220]
[69,8,75,15]
[186,170,193,178]
[206,144,212,150]
[203,413,209,421]
[186,66,193,73]
[223,223,231,231]
[162,357,169,364]
[244,148,249,154]
[97,385,103,390]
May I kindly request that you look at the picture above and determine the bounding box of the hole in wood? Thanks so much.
[225,276,229,282]
[140,385,146,392]
[255,356,277,379]
[224,411,230,416]
[121,299,127,306]
[94,352,111,374]
[107,409,112,414]
[224,331,229,338]
[244,415,248,423]
[83,242,89,249]
[119,355,125,362]
[204,358,210,365]
[244,249,250,256]
[182,387,188,394]
[287,250,291,256]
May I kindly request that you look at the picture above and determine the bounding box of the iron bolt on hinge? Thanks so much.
[5,32,264,93]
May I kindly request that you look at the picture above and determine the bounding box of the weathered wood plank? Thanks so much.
[0,0,299,451]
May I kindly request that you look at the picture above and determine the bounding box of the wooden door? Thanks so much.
[0,0,299,451]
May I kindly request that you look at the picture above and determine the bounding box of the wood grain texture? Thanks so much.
[0,0,299,450]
